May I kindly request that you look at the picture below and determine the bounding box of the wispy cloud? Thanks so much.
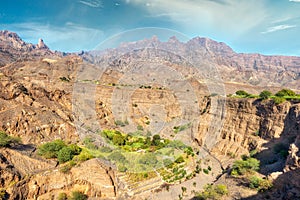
[261,24,296,34]
[1,22,104,52]
[78,0,103,8]
[289,0,300,2]
[124,0,267,37]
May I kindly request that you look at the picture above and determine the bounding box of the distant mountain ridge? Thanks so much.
[0,30,299,90]
[83,35,300,90]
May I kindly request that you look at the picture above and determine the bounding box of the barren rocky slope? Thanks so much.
[0,31,299,199]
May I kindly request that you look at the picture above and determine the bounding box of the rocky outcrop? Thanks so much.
[21,159,116,200]
[0,30,57,66]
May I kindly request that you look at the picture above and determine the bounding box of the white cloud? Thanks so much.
[2,22,104,52]
[289,0,300,2]
[261,24,296,34]
[123,0,268,38]
[78,0,103,8]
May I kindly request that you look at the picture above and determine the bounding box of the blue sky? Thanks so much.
[1,0,300,55]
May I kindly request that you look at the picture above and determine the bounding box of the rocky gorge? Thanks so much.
[0,31,299,199]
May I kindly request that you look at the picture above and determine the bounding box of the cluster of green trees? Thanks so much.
[38,140,82,163]
[0,131,21,147]
[233,88,299,104]
[101,129,170,151]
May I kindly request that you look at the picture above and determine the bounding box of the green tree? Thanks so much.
[57,147,75,163]
[235,90,249,96]
[152,134,161,146]
[38,139,66,159]
[259,90,272,100]
[0,131,20,147]
[275,89,296,97]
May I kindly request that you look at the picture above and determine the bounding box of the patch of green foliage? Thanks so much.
[235,90,249,96]
[231,157,260,176]
[38,140,82,163]
[259,90,272,100]
[68,191,88,200]
[0,131,21,147]
[275,89,296,97]
[57,192,68,200]
[38,139,67,158]
[249,176,273,191]
[195,184,228,200]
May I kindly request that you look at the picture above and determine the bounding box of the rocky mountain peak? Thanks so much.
[0,30,54,66]
[0,30,26,49]
[188,36,235,55]
[37,38,48,49]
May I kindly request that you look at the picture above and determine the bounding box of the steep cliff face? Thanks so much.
[196,98,300,165]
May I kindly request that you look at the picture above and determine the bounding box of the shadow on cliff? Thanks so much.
[242,168,300,200]
[250,100,299,175]
[242,101,300,199]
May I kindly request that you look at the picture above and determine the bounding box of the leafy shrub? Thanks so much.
[38,139,66,159]
[249,176,272,191]
[57,192,68,200]
[275,89,296,97]
[69,191,88,200]
[231,157,260,176]
[203,169,209,174]
[0,131,20,147]
[235,90,249,96]
[76,150,94,162]
[195,184,228,200]
[152,134,161,146]
[57,144,82,163]
[259,90,272,100]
